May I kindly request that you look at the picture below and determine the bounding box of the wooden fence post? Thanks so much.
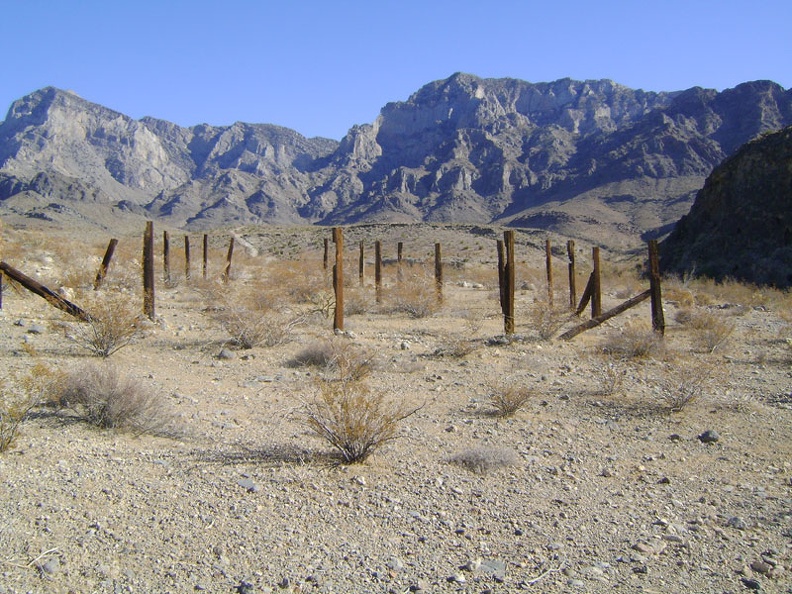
[94,238,118,290]
[0,262,91,321]
[592,246,602,318]
[143,221,155,321]
[163,231,171,285]
[497,239,506,314]
[359,241,364,286]
[184,236,191,280]
[567,240,576,310]
[397,241,404,282]
[203,234,209,280]
[323,238,329,271]
[333,228,344,332]
[503,230,515,335]
[648,240,665,335]
[222,237,234,283]
[545,238,554,306]
[0,270,4,310]
[434,243,443,303]
[375,240,382,303]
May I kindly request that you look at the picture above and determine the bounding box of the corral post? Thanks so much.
[497,239,506,313]
[504,230,515,335]
[163,231,171,285]
[592,246,602,318]
[359,240,364,286]
[222,237,234,283]
[184,236,191,280]
[397,241,404,282]
[648,240,665,335]
[333,227,344,332]
[203,234,209,280]
[143,221,155,321]
[0,262,91,321]
[0,269,3,310]
[94,238,118,290]
[375,240,382,303]
[567,240,576,310]
[323,238,329,271]
[434,243,443,303]
[545,238,554,306]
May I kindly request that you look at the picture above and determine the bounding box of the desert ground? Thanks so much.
[1,223,791,594]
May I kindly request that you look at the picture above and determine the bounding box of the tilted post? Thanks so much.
[567,240,576,310]
[591,246,602,318]
[358,240,364,286]
[503,230,515,335]
[163,231,171,285]
[0,262,91,321]
[222,237,234,283]
[648,240,665,335]
[203,234,209,280]
[94,238,118,290]
[184,236,191,281]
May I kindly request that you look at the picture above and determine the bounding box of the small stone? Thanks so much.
[218,348,236,360]
[237,478,259,493]
[727,516,747,530]
[28,324,45,335]
[740,577,761,590]
[750,560,772,574]
[447,573,466,584]
[698,430,719,443]
[668,434,682,442]
[40,557,60,575]
[386,557,404,571]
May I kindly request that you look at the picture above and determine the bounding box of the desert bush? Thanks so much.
[527,296,569,341]
[0,365,62,453]
[602,321,664,359]
[676,309,735,353]
[489,384,533,417]
[383,270,441,318]
[290,338,374,381]
[448,446,521,474]
[657,361,713,412]
[591,358,626,396]
[67,292,143,357]
[302,378,420,463]
[54,363,170,434]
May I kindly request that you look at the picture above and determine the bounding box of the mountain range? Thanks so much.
[1,73,790,251]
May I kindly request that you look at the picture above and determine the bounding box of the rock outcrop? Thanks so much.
[660,126,792,287]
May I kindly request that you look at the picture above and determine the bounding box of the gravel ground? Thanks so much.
[1,227,792,594]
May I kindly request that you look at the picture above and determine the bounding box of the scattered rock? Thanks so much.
[698,430,720,443]
[218,348,236,360]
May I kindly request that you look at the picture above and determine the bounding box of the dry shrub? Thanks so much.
[264,258,328,304]
[55,363,171,434]
[657,361,714,412]
[527,296,569,341]
[290,338,374,381]
[302,378,420,463]
[448,446,521,474]
[489,384,533,417]
[383,271,441,318]
[67,292,144,357]
[602,321,665,359]
[0,370,46,453]
[591,358,627,396]
[676,309,735,353]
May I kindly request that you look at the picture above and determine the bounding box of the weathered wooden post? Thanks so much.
[648,240,665,335]
[222,237,234,283]
[497,239,506,314]
[0,269,3,310]
[323,238,329,271]
[567,240,576,310]
[163,231,171,285]
[94,238,118,290]
[504,230,515,335]
[592,246,602,318]
[397,241,404,282]
[203,234,209,280]
[358,241,364,286]
[143,221,155,321]
[0,262,91,321]
[434,242,443,303]
[545,238,554,306]
[375,240,382,303]
[184,235,191,280]
[333,227,344,332]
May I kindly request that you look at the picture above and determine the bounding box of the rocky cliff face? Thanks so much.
[1,74,790,249]
[660,126,792,287]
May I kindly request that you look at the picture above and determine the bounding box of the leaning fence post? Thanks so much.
[648,240,665,335]
[333,228,344,332]
[591,246,602,318]
[94,238,118,290]
[545,238,554,306]
[184,236,191,280]
[503,230,515,335]
[143,221,155,321]
[434,243,443,303]
[203,234,209,280]
[0,262,91,321]
[222,237,234,283]
[375,240,382,303]
[163,231,171,285]
[567,240,576,310]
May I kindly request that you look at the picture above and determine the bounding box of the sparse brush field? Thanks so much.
[1,224,792,594]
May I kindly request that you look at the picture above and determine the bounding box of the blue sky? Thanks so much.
[1,0,789,139]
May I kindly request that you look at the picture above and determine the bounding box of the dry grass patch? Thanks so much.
[602,321,665,359]
[488,384,533,417]
[290,338,375,381]
[656,360,716,412]
[675,308,736,353]
[66,292,144,357]
[383,270,442,319]
[448,446,521,474]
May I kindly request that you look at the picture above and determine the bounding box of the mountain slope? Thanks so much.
[1,75,790,249]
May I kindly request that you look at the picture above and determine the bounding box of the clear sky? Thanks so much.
[1,0,789,140]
